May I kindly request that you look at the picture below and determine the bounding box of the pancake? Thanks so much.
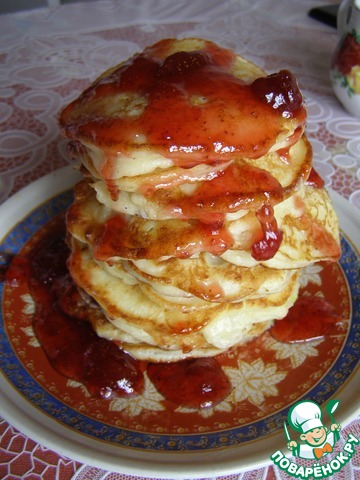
[68,237,300,361]
[66,178,340,268]
[89,134,311,222]
[121,255,294,304]
[221,184,341,268]
[60,37,340,363]
[60,38,307,183]
[90,317,273,362]
[66,178,258,260]
[82,131,311,196]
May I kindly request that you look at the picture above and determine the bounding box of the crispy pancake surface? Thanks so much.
[61,38,340,361]
[67,178,340,268]
[68,237,300,360]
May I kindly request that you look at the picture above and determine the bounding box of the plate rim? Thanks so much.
[0,165,359,478]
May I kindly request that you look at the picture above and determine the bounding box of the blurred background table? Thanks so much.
[0,0,359,479]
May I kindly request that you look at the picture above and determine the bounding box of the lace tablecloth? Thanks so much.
[0,0,359,479]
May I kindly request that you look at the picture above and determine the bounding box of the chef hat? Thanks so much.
[288,401,324,433]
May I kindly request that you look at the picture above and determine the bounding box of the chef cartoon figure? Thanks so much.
[285,400,341,460]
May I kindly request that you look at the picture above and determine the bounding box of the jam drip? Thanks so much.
[91,205,281,262]
[251,70,304,116]
[92,215,234,260]
[100,161,284,260]
[161,163,285,222]
[4,216,343,407]
[6,219,233,407]
[270,296,341,343]
[16,224,145,400]
[251,204,283,261]
[148,357,231,409]
[60,40,306,163]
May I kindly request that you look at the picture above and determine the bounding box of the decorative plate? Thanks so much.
[0,166,359,478]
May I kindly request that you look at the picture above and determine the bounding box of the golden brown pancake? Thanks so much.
[60,37,340,362]
[67,178,340,268]
[68,237,300,361]
[88,135,312,222]
[60,38,307,183]
[221,184,341,268]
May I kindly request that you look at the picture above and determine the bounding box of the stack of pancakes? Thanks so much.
[60,38,340,362]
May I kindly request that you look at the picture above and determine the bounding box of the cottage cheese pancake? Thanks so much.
[80,132,311,205]
[66,179,259,260]
[88,317,273,362]
[60,38,307,184]
[221,184,341,268]
[88,135,312,223]
[121,255,294,304]
[67,178,340,268]
[68,237,300,360]
[60,37,341,362]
